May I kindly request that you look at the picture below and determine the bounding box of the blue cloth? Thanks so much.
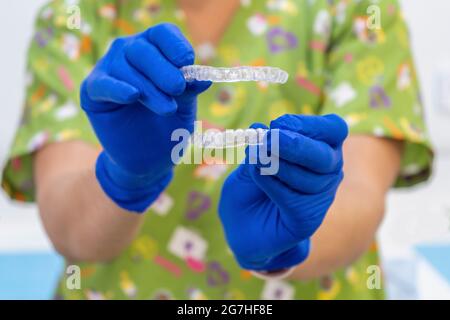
[0,252,63,300]
[80,23,211,213]
[219,114,348,271]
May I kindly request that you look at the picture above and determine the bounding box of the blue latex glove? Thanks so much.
[80,23,211,213]
[219,114,348,271]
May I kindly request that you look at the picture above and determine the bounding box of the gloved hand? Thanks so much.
[219,114,348,271]
[80,23,211,213]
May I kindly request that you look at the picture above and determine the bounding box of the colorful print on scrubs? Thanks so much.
[1,0,433,300]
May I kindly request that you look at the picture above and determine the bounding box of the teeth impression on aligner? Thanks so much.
[181,65,289,84]
[193,128,268,149]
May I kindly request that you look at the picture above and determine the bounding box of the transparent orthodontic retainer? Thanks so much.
[182,65,288,148]
[181,65,289,84]
[192,128,269,149]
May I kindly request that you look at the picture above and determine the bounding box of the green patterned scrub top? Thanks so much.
[1,0,433,300]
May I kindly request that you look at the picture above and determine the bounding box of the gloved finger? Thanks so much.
[267,129,343,174]
[219,162,266,218]
[110,55,177,115]
[125,38,186,96]
[256,240,310,271]
[83,73,140,108]
[251,123,269,130]
[244,123,270,165]
[240,120,269,182]
[145,23,195,68]
[270,114,348,148]
[257,158,342,194]
[175,80,212,116]
[279,172,343,239]
[248,164,299,213]
[184,80,213,97]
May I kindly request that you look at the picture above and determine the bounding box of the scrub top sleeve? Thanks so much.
[1,1,104,202]
[320,0,433,187]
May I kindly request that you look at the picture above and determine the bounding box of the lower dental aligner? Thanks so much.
[181,65,289,84]
[192,128,269,149]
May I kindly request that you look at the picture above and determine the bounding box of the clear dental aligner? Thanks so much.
[192,128,269,149]
[181,65,289,84]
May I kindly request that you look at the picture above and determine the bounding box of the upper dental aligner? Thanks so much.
[181,65,289,84]
[192,128,269,149]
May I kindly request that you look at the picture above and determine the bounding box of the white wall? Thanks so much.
[0,0,449,295]
[0,0,51,251]
[401,0,450,153]
[379,0,450,257]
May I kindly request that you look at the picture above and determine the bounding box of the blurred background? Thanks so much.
[0,0,449,299]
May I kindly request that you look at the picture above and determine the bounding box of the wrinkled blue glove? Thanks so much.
[219,114,348,271]
[80,23,211,213]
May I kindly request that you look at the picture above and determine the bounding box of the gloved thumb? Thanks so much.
[175,80,212,116]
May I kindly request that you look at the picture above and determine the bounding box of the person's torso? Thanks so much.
[57,0,383,300]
